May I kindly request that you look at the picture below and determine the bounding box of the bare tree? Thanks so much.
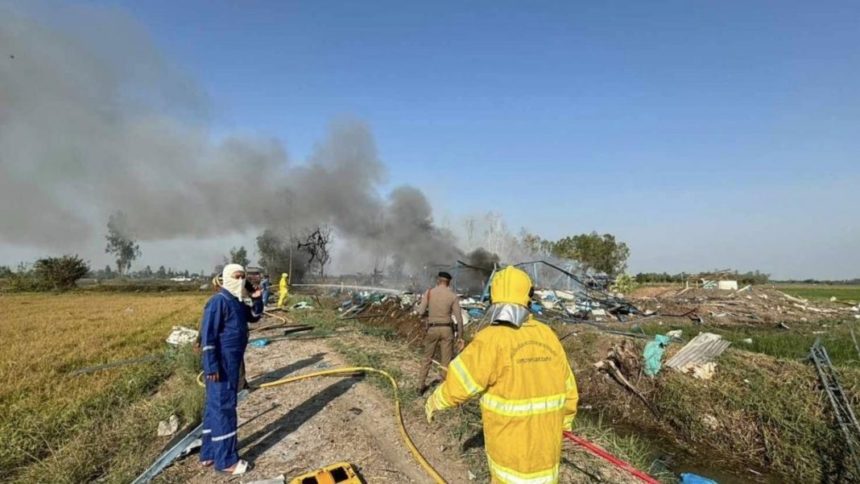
[483,212,507,257]
[296,226,333,278]
[463,216,477,250]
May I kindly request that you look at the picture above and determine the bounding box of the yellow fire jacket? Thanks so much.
[426,316,578,483]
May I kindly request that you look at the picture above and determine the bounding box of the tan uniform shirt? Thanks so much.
[417,285,464,334]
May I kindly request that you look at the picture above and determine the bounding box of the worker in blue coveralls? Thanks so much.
[199,263,263,475]
[260,274,271,307]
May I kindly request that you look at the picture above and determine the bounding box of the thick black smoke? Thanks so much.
[0,4,461,273]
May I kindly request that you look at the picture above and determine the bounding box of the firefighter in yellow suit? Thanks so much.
[425,266,578,484]
[276,273,289,308]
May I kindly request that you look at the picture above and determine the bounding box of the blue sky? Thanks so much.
[10,1,860,278]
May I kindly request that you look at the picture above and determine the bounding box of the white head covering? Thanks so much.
[221,263,245,300]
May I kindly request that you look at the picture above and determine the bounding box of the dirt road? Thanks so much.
[158,314,641,483]
[159,325,474,483]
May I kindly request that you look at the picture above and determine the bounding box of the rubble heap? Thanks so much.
[631,286,860,325]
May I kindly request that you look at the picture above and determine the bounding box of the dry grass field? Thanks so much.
[0,292,208,483]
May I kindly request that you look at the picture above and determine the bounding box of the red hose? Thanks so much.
[563,431,661,484]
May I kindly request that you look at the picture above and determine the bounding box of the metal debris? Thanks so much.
[513,260,643,324]
[69,354,159,376]
[809,338,860,476]
[665,333,731,374]
[132,390,250,484]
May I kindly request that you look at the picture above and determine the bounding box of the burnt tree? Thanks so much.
[296,226,332,278]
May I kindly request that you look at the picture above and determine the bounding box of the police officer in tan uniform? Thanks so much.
[415,271,464,395]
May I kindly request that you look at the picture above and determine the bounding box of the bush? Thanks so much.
[6,273,47,291]
[610,273,638,294]
[33,255,90,291]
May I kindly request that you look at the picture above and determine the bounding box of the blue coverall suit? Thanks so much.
[199,288,263,469]
[261,278,271,306]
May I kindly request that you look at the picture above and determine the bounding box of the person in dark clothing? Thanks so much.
[198,263,263,475]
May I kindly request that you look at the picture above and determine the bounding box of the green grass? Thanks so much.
[359,326,399,340]
[776,284,860,303]
[561,323,860,482]
[572,412,675,482]
[655,352,853,482]
[636,320,860,366]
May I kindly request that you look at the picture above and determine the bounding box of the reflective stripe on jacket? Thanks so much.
[427,316,578,483]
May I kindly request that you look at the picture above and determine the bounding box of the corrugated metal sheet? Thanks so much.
[665,332,731,370]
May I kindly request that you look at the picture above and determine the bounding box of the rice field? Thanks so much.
[776,284,860,303]
[0,292,208,482]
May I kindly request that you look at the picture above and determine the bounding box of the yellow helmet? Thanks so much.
[490,266,533,307]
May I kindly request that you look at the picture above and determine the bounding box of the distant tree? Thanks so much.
[183,269,189,278]
[635,272,681,284]
[105,211,141,276]
[464,216,478,249]
[297,226,332,278]
[33,255,90,290]
[737,270,769,285]
[520,231,544,254]
[156,265,167,278]
[141,265,153,278]
[519,230,556,256]
[0,265,12,277]
[482,213,507,257]
[552,232,630,277]
[257,229,293,279]
[103,264,114,279]
[611,273,638,294]
[230,246,250,267]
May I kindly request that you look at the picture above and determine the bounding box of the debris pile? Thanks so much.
[631,286,857,325]
[515,260,643,323]
[664,332,731,380]
[299,265,860,331]
[338,291,427,344]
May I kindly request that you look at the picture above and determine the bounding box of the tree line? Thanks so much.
[634,270,771,285]
[520,231,631,277]
[11,209,845,292]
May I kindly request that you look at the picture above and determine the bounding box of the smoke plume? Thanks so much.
[0,4,462,273]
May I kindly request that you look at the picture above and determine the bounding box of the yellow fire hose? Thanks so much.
[261,367,446,483]
[196,367,446,483]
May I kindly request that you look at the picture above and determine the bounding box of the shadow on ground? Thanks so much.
[247,352,326,387]
[240,376,363,460]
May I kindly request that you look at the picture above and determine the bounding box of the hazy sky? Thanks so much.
[2,1,858,279]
